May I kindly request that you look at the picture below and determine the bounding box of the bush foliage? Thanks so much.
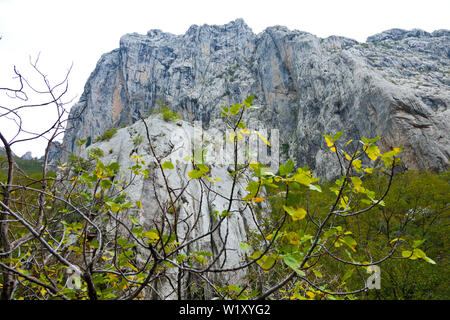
[1,95,448,300]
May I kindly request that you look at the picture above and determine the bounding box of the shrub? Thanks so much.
[95,128,117,142]
[160,105,180,122]
[87,148,104,158]
[133,135,143,146]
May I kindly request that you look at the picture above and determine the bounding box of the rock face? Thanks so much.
[82,115,261,299]
[63,19,449,179]
[20,151,33,161]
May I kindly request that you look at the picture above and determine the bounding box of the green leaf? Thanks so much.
[117,238,128,247]
[243,95,255,108]
[108,162,120,172]
[342,268,353,282]
[412,239,426,248]
[239,243,251,252]
[76,138,87,147]
[323,228,337,239]
[333,131,343,142]
[196,163,210,173]
[100,179,112,190]
[162,161,174,170]
[130,216,139,225]
[350,176,363,192]
[402,250,412,258]
[188,170,203,179]
[106,201,121,213]
[413,248,426,259]
[342,235,357,252]
[313,270,323,278]
[194,255,206,265]
[121,202,134,209]
[230,103,242,115]
[89,240,99,249]
[279,159,294,176]
[245,181,260,197]
[237,121,247,129]
[365,144,381,161]
[227,284,241,293]
[261,255,276,270]
[249,250,262,260]
[292,167,319,186]
[282,254,305,276]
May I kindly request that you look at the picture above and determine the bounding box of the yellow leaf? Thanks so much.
[109,274,117,280]
[324,136,333,147]
[251,197,265,203]
[390,237,405,244]
[413,248,426,259]
[351,176,363,192]
[313,270,323,278]
[306,291,315,299]
[364,168,373,174]
[366,145,381,161]
[255,131,271,146]
[283,205,307,221]
[144,231,160,241]
[353,159,362,171]
[126,263,139,272]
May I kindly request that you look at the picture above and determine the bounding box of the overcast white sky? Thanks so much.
[1,0,449,158]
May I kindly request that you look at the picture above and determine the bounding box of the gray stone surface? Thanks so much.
[20,151,33,160]
[62,19,449,179]
[82,115,261,298]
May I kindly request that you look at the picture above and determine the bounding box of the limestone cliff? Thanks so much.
[81,115,261,298]
[62,19,449,179]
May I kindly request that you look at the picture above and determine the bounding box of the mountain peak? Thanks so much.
[62,22,449,178]
[366,28,444,43]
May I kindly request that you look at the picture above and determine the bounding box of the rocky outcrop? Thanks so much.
[20,151,33,161]
[82,114,261,299]
[0,146,17,158]
[62,19,449,179]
